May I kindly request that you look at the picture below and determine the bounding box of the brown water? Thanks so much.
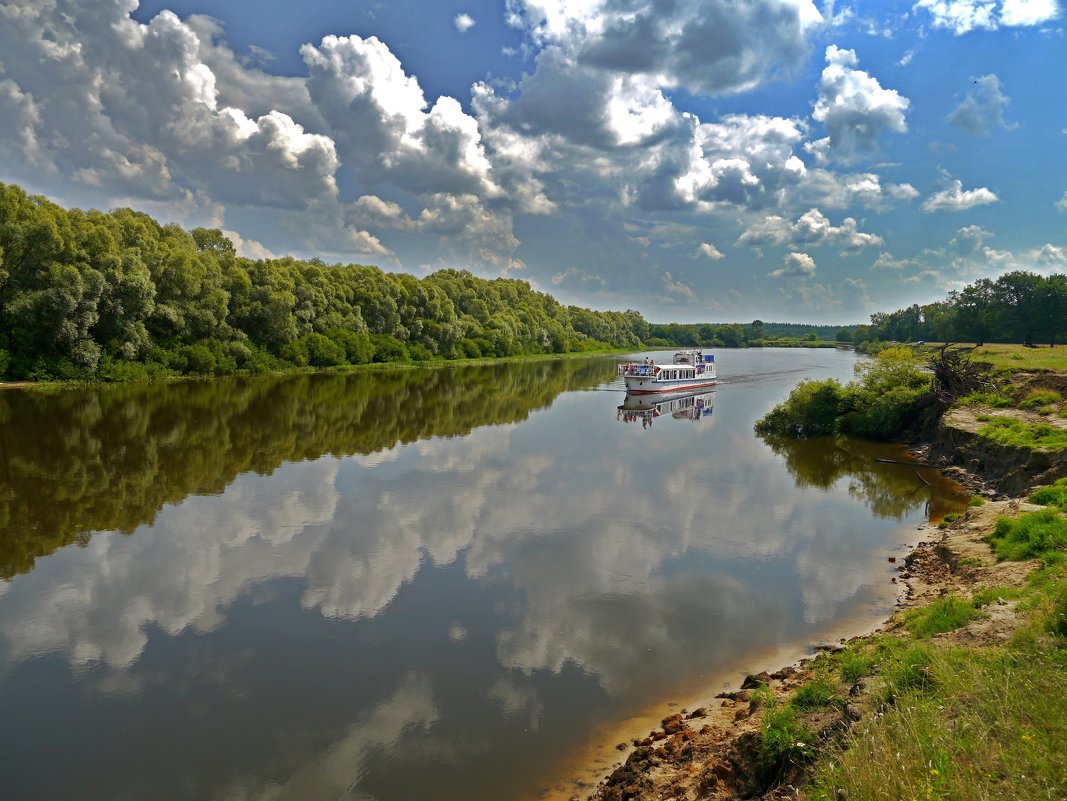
[0,349,968,801]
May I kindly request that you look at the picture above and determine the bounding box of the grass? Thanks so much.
[956,389,1015,408]
[1019,389,1063,409]
[796,502,1067,801]
[968,494,987,507]
[808,646,1067,801]
[937,512,962,529]
[964,343,1067,372]
[904,596,980,637]
[1029,477,1067,509]
[790,679,843,711]
[990,510,1067,561]
[761,706,815,766]
[976,417,1067,450]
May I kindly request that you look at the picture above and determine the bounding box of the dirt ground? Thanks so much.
[582,496,1042,801]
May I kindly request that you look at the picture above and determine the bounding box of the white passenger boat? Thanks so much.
[617,350,717,394]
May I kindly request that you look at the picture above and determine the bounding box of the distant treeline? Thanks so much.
[859,271,1067,349]
[648,320,848,348]
[0,182,650,381]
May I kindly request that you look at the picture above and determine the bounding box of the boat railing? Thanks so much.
[618,363,656,377]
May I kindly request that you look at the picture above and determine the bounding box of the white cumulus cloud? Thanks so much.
[770,251,817,278]
[809,46,909,165]
[921,176,999,212]
[454,13,477,32]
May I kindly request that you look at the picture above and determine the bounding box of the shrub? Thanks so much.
[302,333,345,367]
[407,343,434,362]
[990,510,1067,560]
[754,347,931,441]
[904,596,978,637]
[177,343,218,375]
[0,348,9,378]
[369,334,410,363]
[325,328,373,365]
[968,494,986,507]
[754,378,849,437]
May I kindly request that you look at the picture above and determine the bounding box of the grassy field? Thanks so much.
[926,343,1067,372]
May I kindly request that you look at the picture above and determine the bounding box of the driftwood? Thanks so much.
[875,458,933,467]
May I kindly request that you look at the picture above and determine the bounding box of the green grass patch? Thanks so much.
[760,706,815,767]
[990,509,1067,560]
[749,682,776,711]
[789,679,843,711]
[968,494,986,507]
[976,417,1067,450]
[937,512,962,529]
[1028,477,1067,509]
[1019,388,1063,409]
[879,643,938,705]
[839,650,877,684]
[956,389,1014,408]
[969,585,1022,607]
[903,596,979,638]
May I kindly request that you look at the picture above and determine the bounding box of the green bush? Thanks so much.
[325,328,373,365]
[302,333,345,367]
[991,510,1067,560]
[754,378,849,437]
[407,343,434,362]
[177,343,218,375]
[369,334,410,363]
[755,347,931,441]
[0,348,9,378]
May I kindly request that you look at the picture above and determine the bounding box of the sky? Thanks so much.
[0,1,1065,324]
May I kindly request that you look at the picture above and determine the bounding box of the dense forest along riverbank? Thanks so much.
[0,349,969,801]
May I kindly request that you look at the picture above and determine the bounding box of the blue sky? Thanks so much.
[1,0,1064,323]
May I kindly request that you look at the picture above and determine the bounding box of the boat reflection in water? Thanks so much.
[616,389,715,428]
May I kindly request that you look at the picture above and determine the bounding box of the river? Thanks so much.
[0,348,968,801]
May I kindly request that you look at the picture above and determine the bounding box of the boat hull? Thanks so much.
[623,376,718,394]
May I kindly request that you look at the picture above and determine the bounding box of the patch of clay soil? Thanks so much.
[583,498,1040,801]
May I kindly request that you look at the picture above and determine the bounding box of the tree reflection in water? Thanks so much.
[0,358,617,578]
[757,433,969,521]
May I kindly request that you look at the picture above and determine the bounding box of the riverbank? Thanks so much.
[574,485,1063,800]
[0,347,633,391]
[569,455,1066,801]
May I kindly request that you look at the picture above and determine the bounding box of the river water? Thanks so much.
[0,349,968,801]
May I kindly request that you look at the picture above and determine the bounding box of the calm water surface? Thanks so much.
[0,349,968,801]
